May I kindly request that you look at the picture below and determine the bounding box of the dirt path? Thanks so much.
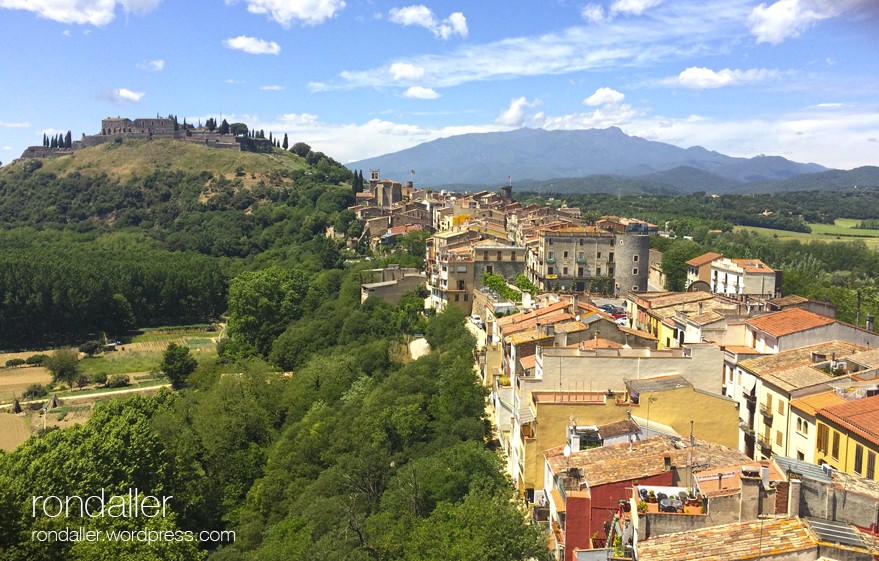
[0,383,172,410]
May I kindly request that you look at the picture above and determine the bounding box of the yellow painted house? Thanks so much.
[513,374,739,496]
[815,394,879,480]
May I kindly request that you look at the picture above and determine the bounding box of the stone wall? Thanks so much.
[799,477,879,526]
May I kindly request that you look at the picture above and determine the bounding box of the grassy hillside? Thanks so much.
[3,137,307,181]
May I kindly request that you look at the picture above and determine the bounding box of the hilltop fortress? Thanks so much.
[16,116,272,162]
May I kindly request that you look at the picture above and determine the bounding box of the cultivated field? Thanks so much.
[734,219,879,250]
[0,413,31,452]
[0,366,52,402]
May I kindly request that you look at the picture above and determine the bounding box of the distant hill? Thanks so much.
[436,176,687,196]
[346,127,827,188]
[719,166,879,194]
[6,137,307,181]
[642,166,742,192]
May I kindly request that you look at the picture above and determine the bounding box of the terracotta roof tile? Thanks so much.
[638,518,816,560]
[746,308,836,337]
[685,252,723,267]
[790,391,847,417]
[819,394,879,447]
[739,341,865,375]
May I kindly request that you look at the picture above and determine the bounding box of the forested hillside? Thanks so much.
[0,139,549,561]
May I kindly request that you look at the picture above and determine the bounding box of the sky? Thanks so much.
[1,0,878,169]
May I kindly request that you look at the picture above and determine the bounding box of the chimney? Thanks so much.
[663,453,671,472]
[537,322,544,337]
[739,466,761,523]
[868,315,875,333]
[787,478,801,518]
[698,302,703,315]
[546,324,555,337]
[571,294,579,314]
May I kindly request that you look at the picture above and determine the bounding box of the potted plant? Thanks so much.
[678,491,688,503]
[648,490,656,503]
[637,500,648,513]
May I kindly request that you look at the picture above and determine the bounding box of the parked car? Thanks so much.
[611,310,627,319]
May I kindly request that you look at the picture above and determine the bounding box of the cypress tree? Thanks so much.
[65,130,72,148]
[282,133,288,150]
[269,132,273,143]
[43,133,47,147]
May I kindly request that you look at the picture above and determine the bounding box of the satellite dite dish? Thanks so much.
[563,445,572,457]
[575,315,581,322]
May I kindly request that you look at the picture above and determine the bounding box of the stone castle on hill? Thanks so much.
[16,116,272,162]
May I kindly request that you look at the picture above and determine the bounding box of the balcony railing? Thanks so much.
[547,257,556,263]
[577,257,586,263]
[739,420,755,436]
[759,403,774,418]
[743,391,756,403]
[758,434,772,449]
[546,274,558,280]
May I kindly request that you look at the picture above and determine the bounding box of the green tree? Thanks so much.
[401,229,431,260]
[160,342,198,387]
[219,119,230,134]
[227,267,310,355]
[291,142,310,157]
[5,358,25,368]
[78,340,102,356]
[90,371,108,386]
[661,239,705,291]
[230,122,249,136]
[44,348,79,386]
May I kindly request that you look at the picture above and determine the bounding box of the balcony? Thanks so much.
[546,274,558,280]
[759,403,774,419]
[739,420,755,437]
[577,257,586,263]
[758,434,773,450]
[743,391,756,403]
[547,257,556,263]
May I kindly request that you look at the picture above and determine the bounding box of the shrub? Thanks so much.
[24,384,47,399]
[25,354,48,366]
[90,372,108,386]
[106,374,130,388]
[78,341,102,356]
[5,358,25,368]
[76,375,90,389]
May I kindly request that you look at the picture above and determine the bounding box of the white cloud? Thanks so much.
[222,35,281,55]
[313,1,759,91]
[388,5,467,38]
[62,30,71,36]
[98,88,144,105]
[401,86,440,99]
[225,0,345,26]
[261,85,286,90]
[0,121,29,128]
[1,146,12,151]
[136,59,164,71]
[584,87,625,106]
[674,66,781,89]
[494,97,542,127]
[581,4,606,22]
[610,0,662,16]
[225,79,245,84]
[746,0,866,44]
[389,62,425,81]
[0,0,161,25]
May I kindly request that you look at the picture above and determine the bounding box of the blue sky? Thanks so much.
[1,0,878,169]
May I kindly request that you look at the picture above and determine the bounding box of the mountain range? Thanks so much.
[345,127,855,194]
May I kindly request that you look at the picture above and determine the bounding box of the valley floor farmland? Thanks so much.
[733,222,879,250]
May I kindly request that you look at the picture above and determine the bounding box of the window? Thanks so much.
[609,267,614,276]
[563,267,568,275]
[797,451,805,461]
[803,423,808,435]
[455,294,459,301]
[776,430,783,446]
[458,280,465,290]
[778,400,785,415]
[597,252,602,258]
[633,255,639,262]
[817,424,829,453]
[579,252,584,260]
[497,251,502,261]
[564,251,568,258]
[855,444,864,475]
[511,252,516,261]
[868,452,876,479]
[463,294,469,301]
[619,240,624,245]
[797,418,802,432]
[632,286,639,291]
[579,239,584,245]
[483,251,488,260]
[457,266,467,272]
[596,267,601,276]
[486,265,493,275]
[549,251,554,259]
[633,268,639,275]
[549,238,553,245]
[832,431,840,460]
[578,268,583,277]
[609,252,614,262]
[548,267,554,275]
[766,394,773,411]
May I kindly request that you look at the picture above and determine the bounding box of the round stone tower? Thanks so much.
[613,234,650,295]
